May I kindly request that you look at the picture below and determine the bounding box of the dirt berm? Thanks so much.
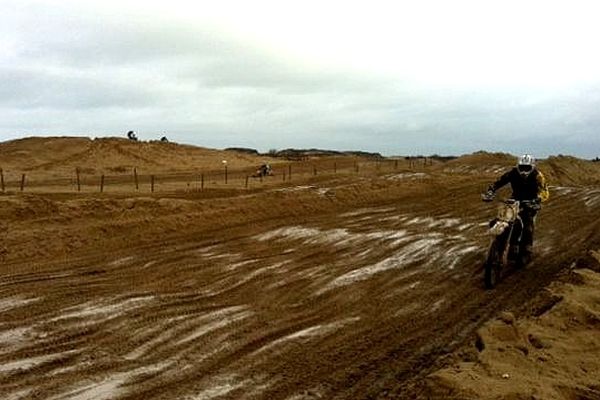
[427,253,600,400]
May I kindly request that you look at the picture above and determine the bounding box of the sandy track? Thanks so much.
[1,174,599,399]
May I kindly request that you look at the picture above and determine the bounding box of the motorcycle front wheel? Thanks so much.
[484,239,503,289]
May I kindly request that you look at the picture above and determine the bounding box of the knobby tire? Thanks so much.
[485,239,503,289]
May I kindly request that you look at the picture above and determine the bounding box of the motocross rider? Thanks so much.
[483,154,550,266]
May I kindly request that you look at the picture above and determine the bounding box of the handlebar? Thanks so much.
[481,193,494,202]
[481,195,541,209]
[518,199,539,205]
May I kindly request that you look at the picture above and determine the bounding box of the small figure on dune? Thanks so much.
[127,131,138,141]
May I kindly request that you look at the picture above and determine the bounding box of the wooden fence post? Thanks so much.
[283,171,286,181]
[245,175,249,189]
[288,165,292,181]
[313,166,317,176]
[134,168,139,190]
[201,174,204,191]
[0,168,4,193]
[224,166,228,184]
[75,168,81,192]
[20,174,26,192]
[355,162,359,173]
[151,175,155,192]
[334,162,337,173]
[100,175,105,193]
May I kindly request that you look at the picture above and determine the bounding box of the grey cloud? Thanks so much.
[22,22,238,68]
[8,3,217,64]
[0,66,166,109]
[6,3,390,95]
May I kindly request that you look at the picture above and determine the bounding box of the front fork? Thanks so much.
[493,222,514,266]
[497,216,525,265]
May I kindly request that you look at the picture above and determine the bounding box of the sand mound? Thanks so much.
[0,137,91,171]
[439,151,600,186]
[427,258,600,400]
[539,155,600,186]
[451,151,516,165]
[440,151,516,176]
[0,136,276,179]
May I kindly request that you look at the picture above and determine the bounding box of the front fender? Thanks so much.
[489,220,510,236]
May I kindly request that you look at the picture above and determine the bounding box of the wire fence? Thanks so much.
[0,157,434,194]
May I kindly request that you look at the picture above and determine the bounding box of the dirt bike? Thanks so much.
[252,165,273,178]
[481,196,539,289]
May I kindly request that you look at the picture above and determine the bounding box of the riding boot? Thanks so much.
[508,245,519,261]
[517,208,536,268]
[516,247,532,269]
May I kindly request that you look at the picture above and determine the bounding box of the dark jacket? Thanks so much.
[490,168,549,202]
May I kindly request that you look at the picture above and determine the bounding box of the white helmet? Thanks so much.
[517,154,535,177]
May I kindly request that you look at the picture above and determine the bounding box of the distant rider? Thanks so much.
[483,154,549,266]
[258,162,272,176]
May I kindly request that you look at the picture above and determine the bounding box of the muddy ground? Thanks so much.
[1,143,600,399]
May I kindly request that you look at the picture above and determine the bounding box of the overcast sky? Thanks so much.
[1,0,600,157]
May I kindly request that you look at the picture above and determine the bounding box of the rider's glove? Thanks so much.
[482,189,495,202]
[530,197,542,211]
